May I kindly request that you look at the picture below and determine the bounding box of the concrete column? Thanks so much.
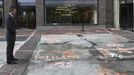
[12,0,17,7]
[106,0,114,28]
[3,0,17,27]
[36,0,45,28]
[114,0,120,29]
[93,9,97,24]
[4,0,12,27]
[98,0,106,26]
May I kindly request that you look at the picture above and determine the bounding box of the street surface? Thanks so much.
[26,33,134,75]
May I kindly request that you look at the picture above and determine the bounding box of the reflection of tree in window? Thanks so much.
[29,11,36,28]
[22,11,27,27]
[83,7,93,23]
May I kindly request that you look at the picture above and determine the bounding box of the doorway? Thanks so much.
[120,3,133,31]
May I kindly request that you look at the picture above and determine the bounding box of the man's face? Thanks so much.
[12,9,16,16]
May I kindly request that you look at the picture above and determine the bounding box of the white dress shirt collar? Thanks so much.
[9,12,14,17]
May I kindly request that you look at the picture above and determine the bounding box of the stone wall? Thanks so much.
[106,0,114,28]
[98,0,107,26]
[36,0,45,28]
[98,0,114,28]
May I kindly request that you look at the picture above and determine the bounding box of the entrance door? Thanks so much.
[120,3,133,31]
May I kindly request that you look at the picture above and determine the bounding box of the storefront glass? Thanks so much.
[45,0,98,25]
[18,0,36,29]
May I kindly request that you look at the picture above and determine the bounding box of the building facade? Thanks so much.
[1,0,134,31]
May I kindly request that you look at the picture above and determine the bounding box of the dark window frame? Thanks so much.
[0,0,4,27]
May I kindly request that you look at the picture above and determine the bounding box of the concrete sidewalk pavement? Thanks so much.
[0,29,35,74]
[26,32,134,75]
[0,27,134,75]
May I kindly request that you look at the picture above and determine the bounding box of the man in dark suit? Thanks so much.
[6,7,18,64]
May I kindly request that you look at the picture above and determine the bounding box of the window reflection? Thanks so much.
[18,0,36,29]
[45,0,98,25]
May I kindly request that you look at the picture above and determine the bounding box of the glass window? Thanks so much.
[120,0,133,31]
[0,0,3,27]
[45,0,98,25]
[18,0,36,29]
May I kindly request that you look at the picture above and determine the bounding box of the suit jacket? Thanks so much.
[6,14,16,34]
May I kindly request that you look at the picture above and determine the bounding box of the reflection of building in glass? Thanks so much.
[1,0,134,31]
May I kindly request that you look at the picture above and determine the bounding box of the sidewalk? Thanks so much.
[0,29,36,75]
[0,26,134,75]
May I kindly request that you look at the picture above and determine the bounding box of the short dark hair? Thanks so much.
[9,6,16,12]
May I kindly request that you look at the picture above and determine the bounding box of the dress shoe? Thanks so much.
[12,58,19,61]
[7,61,17,64]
